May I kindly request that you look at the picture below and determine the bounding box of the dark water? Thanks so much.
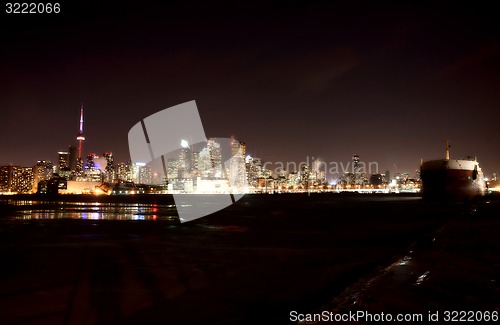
[2,200,178,221]
[0,194,498,325]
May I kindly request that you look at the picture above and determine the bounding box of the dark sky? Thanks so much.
[1,1,499,178]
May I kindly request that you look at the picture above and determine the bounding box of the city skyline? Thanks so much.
[1,2,500,175]
[0,103,496,180]
[1,132,426,195]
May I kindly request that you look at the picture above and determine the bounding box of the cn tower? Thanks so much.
[76,103,85,159]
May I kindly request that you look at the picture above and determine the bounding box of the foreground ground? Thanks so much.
[0,194,498,324]
[312,198,500,323]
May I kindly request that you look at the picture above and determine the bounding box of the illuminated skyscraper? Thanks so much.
[287,171,299,188]
[208,139,222,178]
[167,159,179,180]
[0,166,10,192]
[86,153,96,170]
[130,163,144,183]
[103,152,115,183]
[240,142,247,157]
[229,138,247,189]
[245,155,261,187]
[352,154,360,173]
[16,167,35,193]
[138,165,153,184]
[198,139,223,178]
[57,152,69,173]
[116,162,130,181]
[352,154,363,185]
[178,147,191,178]
[310,159,326,185]
[84,153,103,182]
[75,158,84,178]
[300,163,309,188]
[0,166,34,193]
[57,145,77,179]
[191,151,200,177]
[36,160,53,183]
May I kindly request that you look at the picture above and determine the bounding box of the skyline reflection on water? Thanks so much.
[3,201,179,221]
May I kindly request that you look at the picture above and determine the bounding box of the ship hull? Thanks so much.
[421,159,486,202]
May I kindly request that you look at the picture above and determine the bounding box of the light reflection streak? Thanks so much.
[9,201,178,221]
[415,270,430,285]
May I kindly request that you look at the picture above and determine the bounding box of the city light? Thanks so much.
[2,108,495,196]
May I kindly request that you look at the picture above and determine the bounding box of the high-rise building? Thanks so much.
[385,170,391,183]
[167,159,179,180]
[103,152,115,183]
[229,138,247,189]
[310,159,326,185]
[0,166,34,193]
[57,152,69,173]
[208,139,222,178]
[287,171,299,188]
[0,166,10,192]
[197,139,223,178]
[129,163,144,183]
[35,160,53,185]
[245,155,261,187]
[138,165,153,184]
[340,172,355,187]
[300,163,309,187]
[191,151,200,177]
[74,158,84,178]
[83,153,102,182]
[15,167,35,193]
[352,154,365,185]
[178,147,191,178]
[197,148,209,177]
[57,145,77,179]
[240,142,247,157]
[352,154,360,171]
[86,153,96,170]
[116,162,130,181]
[68,145,77,171]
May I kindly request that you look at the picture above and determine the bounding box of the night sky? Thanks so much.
[1,1,499,178]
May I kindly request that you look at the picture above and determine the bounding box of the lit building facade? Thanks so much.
[116,162,131,181]
[0,166,35,193]
[300,163,309,188]
[167,159,179,180]
[103,152,115,183]
[229,138,247,189]
[57,152,69,173]
[245,155,262,188]
[36,160,54,182]
[138,165,153,184]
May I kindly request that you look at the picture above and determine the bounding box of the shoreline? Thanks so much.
[1,191,422,204]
